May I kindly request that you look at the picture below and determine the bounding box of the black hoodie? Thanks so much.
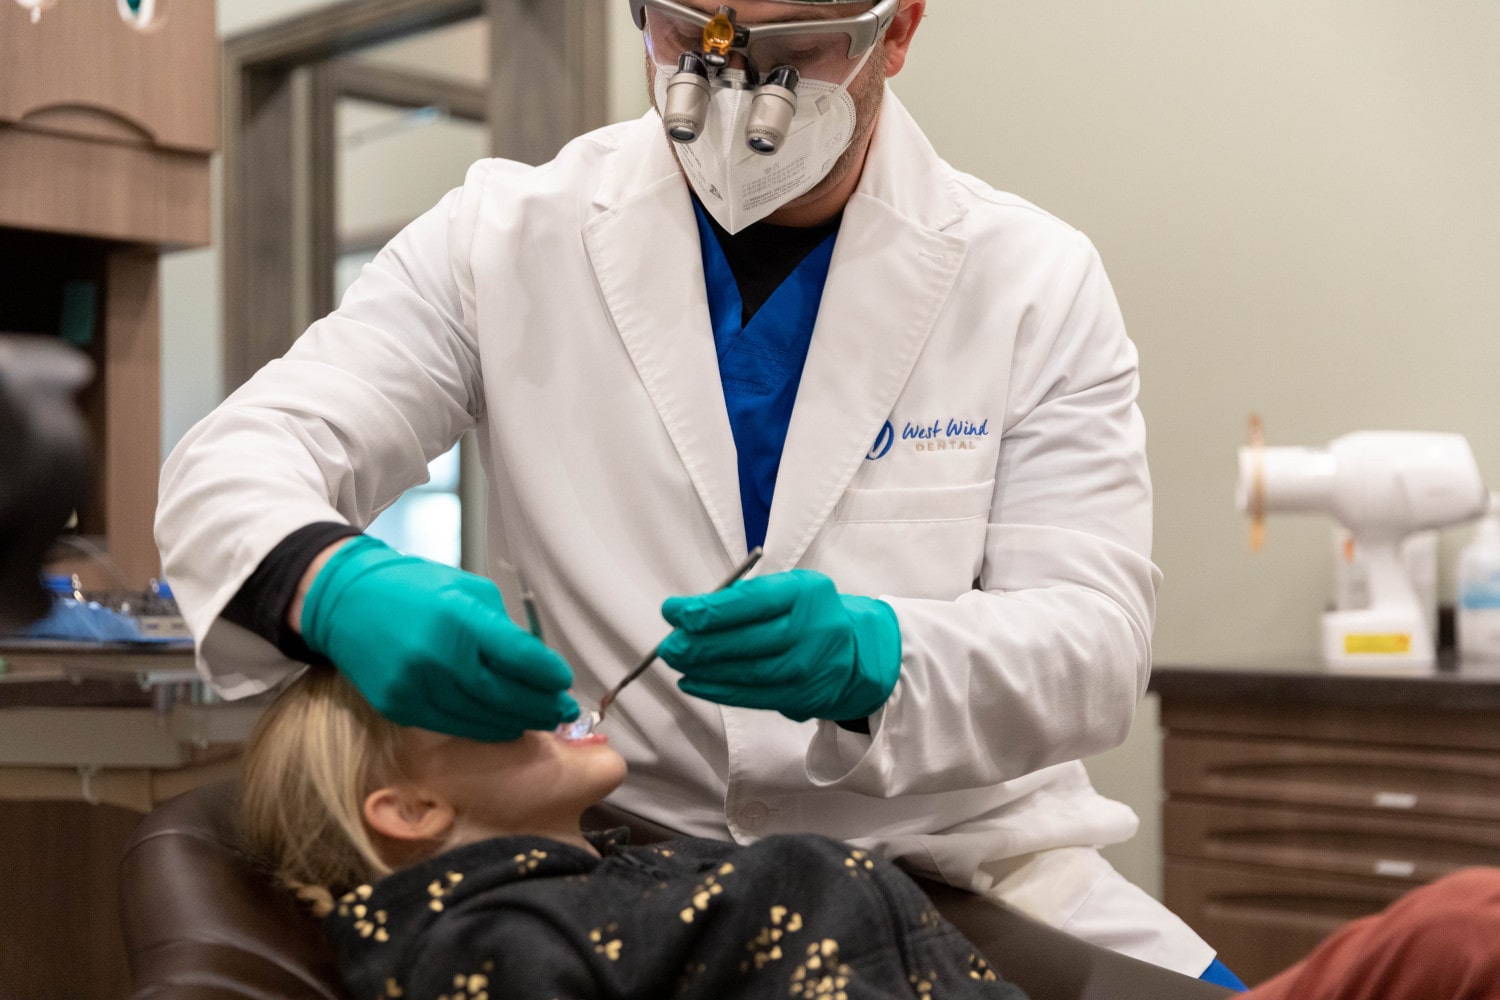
[325,829,1027,1000]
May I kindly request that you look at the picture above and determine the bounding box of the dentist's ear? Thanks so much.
[881,0,926,78]
[364,785,457,843]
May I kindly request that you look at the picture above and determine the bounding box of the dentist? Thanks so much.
[158,0,1229,984]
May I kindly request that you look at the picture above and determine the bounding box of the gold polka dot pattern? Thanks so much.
[427,871,464,913]
[435,967,492,1000]
[678,862,735,923]
[588,922,624,961]
[737,904,805,973]
[790,938,851,1000]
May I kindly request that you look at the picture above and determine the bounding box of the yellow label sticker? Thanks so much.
[1344,633,1413,655]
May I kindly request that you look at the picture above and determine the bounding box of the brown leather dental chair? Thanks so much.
[119,781,1232,1000]
[120,780,341,1000]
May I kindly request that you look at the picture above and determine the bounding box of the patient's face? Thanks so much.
[402,725,627,841]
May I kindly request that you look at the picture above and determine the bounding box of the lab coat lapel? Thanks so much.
[583,127,747,561]
[762,93,970,572]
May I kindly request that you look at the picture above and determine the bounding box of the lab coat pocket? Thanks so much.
[811,480,995,600]
[832,480,995,524]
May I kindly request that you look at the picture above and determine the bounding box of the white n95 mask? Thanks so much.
[654,67,860,235]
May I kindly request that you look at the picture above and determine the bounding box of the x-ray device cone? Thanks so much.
[1238,421,1490,675]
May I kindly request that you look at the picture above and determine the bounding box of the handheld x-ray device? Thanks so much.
[1238,419,1490,674]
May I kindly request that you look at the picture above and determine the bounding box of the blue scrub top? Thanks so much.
[692,200,840,551]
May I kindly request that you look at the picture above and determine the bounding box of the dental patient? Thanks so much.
[242,666,1500,1000]
[240,665,1025,1000]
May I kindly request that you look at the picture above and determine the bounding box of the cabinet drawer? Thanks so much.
[1163,858,1406,987]
[1164,733,1500,820]
[0,1,217,154]
[1164,800,1500,885]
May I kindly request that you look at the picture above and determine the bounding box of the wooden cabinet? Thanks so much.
[1,9,222,999]
[0,0,217,589]
[0,0,216,246]
[1154,668,1500,986]
[0,647,244,1000]
[0,2,218,149]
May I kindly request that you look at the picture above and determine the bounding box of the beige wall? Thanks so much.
[896,1,1500,662]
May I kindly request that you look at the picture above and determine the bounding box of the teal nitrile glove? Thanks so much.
[657,569,901,724]
[300,535,578,741]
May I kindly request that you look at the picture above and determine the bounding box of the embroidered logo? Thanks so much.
[866,421,895,461]
[902,417,990,454]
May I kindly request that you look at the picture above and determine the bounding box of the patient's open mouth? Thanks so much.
[555,710,603,742]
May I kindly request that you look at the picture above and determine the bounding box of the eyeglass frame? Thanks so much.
[628,0,900,64]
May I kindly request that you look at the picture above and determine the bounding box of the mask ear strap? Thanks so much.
[826,44,878,105]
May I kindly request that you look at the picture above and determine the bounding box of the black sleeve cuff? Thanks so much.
[220,522,363,663]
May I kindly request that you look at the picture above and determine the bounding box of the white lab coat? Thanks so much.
[157,91,1211,974]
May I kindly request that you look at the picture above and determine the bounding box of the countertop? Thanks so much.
[1150,657,1500,712]
[0,641,196,708]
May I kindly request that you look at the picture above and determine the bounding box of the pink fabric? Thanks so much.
[1248,869,1500,1000]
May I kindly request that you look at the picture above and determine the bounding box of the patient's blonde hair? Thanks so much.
[240,666,413,905]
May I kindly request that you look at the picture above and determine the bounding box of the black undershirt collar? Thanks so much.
[695,196,843,325]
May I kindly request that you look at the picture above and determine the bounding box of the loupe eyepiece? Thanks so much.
[745,65,800,156]
[664,51,712,143]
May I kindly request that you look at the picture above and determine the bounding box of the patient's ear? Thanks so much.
[363,786,456,843]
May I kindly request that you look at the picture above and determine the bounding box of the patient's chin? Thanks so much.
[585,748,629,803]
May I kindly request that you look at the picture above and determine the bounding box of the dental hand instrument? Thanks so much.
[525,587,604,739]
[596,547,763,721]
[522,586,545,644]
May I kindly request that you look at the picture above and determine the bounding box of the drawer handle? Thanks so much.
[1373,792,1418,810]
[1374,859,1416,878]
